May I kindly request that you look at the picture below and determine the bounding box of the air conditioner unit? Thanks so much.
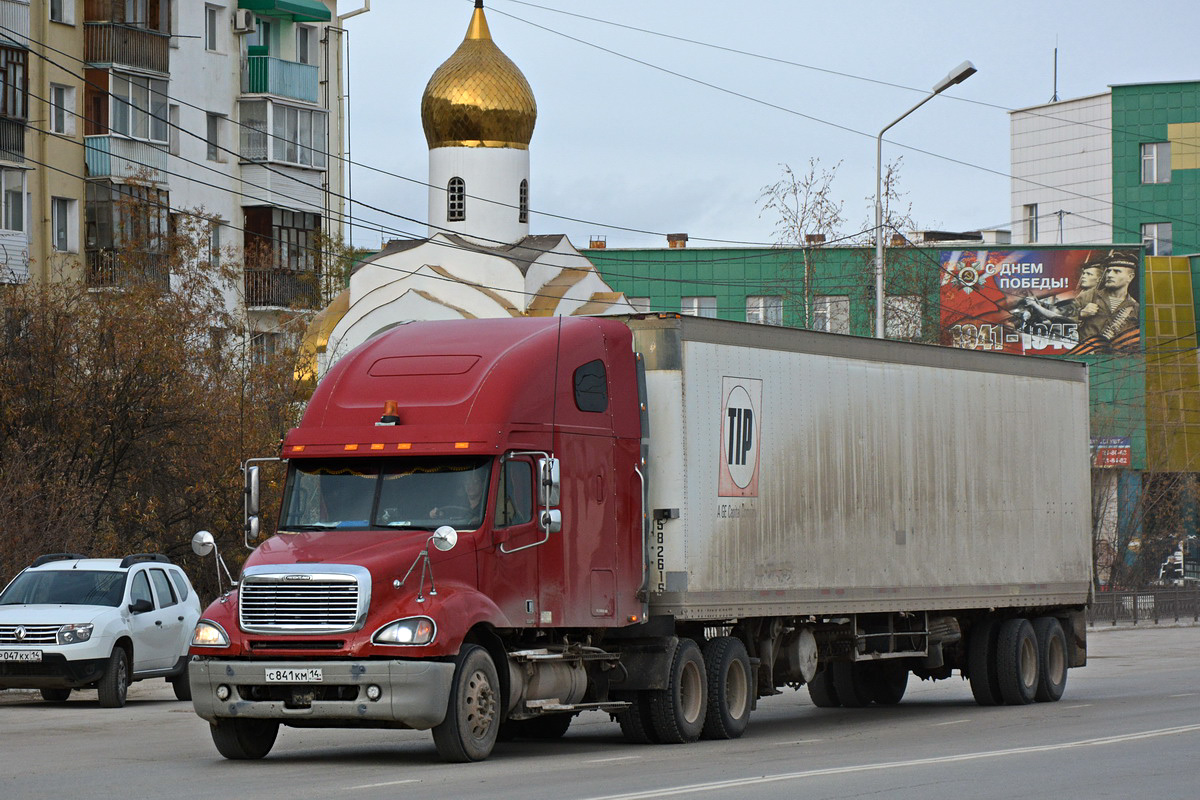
[233,9,255,34]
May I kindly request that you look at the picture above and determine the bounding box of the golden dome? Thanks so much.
[421,1,537,150]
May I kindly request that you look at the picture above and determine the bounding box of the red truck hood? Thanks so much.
[245,529,434,575]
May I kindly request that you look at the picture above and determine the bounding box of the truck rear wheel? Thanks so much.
[1032,617,1068,702]
[615,692,659,744]
[701,637,751,740]
[210,718,279,759]
[867,661,908,705]
[967,618,1002,706]
[433,644,501,762]
[831,662,872,707]
[996,618,1038,705]
[807,668,840,707]
[648,638,707,743]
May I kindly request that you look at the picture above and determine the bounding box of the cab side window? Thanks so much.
[129,571,154,608]
[495,459,533,528]
[574,359,608,412]
[150,568,178,607]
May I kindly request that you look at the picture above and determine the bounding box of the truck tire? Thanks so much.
[867,661,908,705]
[996,618,1038,705]
[967,618,1001,706]
[615,692,659,744]
[97,647,129,708]
[831,662,871,707]
[648,638,707,743]
[40,688,71,702]
[1032,617,1068,703]
[433,644,501,762]
[807,668,840,707]
[701,637,752,740]
[210,718,279,759]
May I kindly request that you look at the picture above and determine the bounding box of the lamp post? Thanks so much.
[874,60,976,339]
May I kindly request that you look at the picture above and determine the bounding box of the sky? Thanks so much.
[338,0,1200,251]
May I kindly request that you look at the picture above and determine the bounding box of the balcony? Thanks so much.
[85,135,167,184]
[86,249,169,291]
[244,268,322,308]
[0,228,29,283]
[0,1,29,48]
[243,56,318,104]
[85,22,169,74]
[0,117,23,162]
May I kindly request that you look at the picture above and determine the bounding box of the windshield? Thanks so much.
[280,457,492,532]
[0,570,127,607]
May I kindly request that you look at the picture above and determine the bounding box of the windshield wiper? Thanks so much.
[279,523,340,531]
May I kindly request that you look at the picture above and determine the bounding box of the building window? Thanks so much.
[0,47,27,121]
[111,73,169,143]
[84,182,171,287]
[1023,203,1038,243]
[518,179,528,223]
[626,296,650,313]
[269,103,326,167]
[206,113,223,161]
[746,295,783,326]
[1142,222,1173,256]
[209,221,221,267]
[296,25,315,65]
[1,169,24,232]
[50,0,74,24]
[681,296,717,318]
[205,5,220,52]
[886,295,923,340]
[52,197,77,252]
[50,84,74,135]
[249,18,273,52]
[812,295,849,333]
[447,177,465,221]
[1141,142,1171,185]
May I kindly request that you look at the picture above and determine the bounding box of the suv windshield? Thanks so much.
[0,570,127,607]
[280,457,492,532]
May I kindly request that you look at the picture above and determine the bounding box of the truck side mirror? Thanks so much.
[246,515,261,545]
[539,457,561,507]
[245,465,261,517]
[540,508,562,534]
[191,530,216,557]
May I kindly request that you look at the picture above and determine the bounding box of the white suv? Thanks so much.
[0,553,202,707]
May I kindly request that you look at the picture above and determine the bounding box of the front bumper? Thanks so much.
[189,658,456,730]
[0,653,109,689]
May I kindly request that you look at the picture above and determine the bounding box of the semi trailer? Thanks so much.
[188,314,1092,761]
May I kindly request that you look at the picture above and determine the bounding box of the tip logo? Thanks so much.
[719,377,762,497]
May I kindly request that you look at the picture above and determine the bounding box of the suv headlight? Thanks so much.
[191,620,230,648]
[57,623,94,645]
[373,617,435,646]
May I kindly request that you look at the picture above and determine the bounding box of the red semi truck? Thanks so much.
[188,314,1092,762]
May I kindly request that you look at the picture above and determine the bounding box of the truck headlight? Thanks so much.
[191,620,230,648]
[57,623,94,645]
[372,617,436,646]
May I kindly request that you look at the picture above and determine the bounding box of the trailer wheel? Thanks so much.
[831,662,872,707]
[701,637,752,740]
[996,618,1038,705]
[210,718,279,759]
[615,692,659,744]
[433,644,501,762]
[867,661,908,705]
[1032,617,1068,702]
[967,618,1002,706]
[648,638,707,743]
[806,667,840,707]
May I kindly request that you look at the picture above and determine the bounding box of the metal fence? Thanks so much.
[1088,587,1200,626]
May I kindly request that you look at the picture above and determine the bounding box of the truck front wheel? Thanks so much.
[210,718,279,759]
[648,638,707,743]
[433,644,501,762]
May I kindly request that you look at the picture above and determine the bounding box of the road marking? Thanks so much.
[586,756,644,764]
[932,719,970,726]
[348,779,419,790]
[578,724,1200,800]
[1169,693,1197,698]
[1062,703,1092,709]
[775,739,823,746]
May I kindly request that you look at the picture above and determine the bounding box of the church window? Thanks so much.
[448,177,465,221]
[518,179,528,223]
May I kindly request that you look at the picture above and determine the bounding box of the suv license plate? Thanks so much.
[265,668,323,683]
[0,650,43,662]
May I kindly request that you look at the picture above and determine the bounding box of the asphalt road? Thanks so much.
[3,624,1198,800]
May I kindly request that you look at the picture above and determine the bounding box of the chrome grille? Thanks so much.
[0,624,61,645]
[238,565,370,634]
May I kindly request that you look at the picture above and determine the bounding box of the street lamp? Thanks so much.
[874,60,976,339]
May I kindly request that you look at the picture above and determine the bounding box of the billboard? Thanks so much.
[940,248,1141,355]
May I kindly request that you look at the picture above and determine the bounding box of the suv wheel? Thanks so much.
[98,648,129,708]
